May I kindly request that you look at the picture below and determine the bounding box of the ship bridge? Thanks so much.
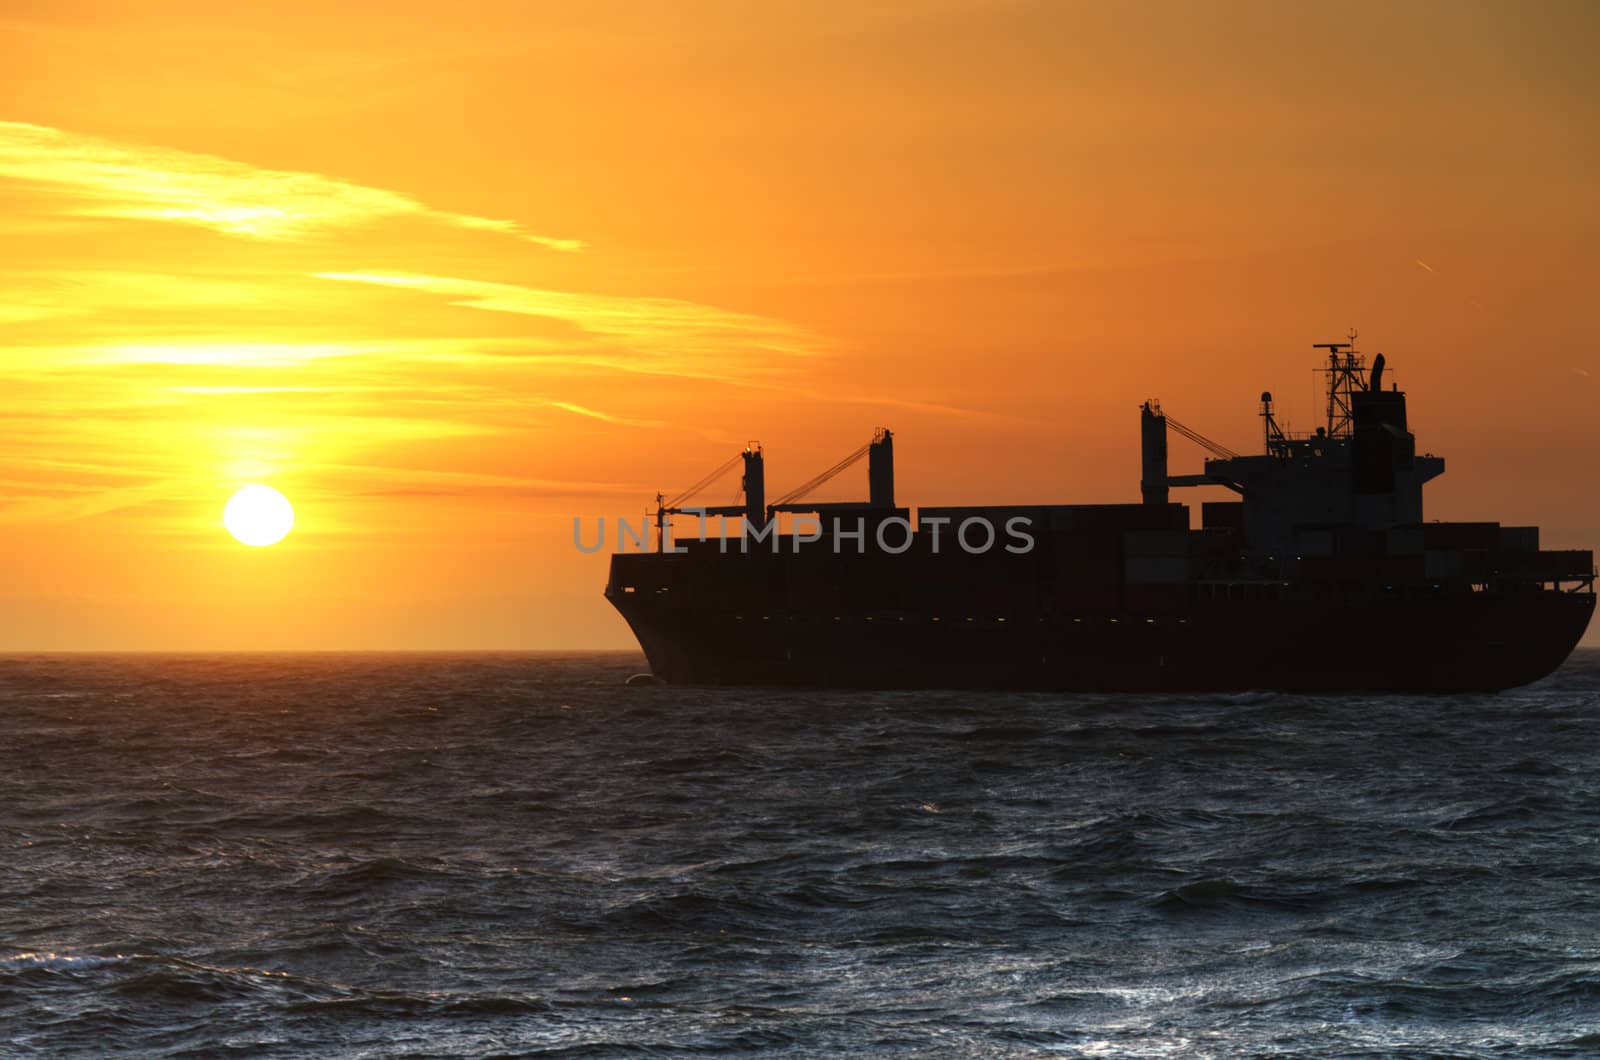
[1143,341,1444,564]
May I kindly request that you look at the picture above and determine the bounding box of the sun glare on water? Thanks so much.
[223,485,295,547]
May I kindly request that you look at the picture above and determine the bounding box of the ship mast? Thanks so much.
[1260,391,1288,455]
[1313,329,1366,439]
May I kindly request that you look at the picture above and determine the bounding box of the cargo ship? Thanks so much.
[605,342,1594,691]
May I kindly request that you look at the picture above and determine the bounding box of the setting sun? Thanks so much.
[223,485,294,547]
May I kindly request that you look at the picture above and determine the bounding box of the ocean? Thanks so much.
[2,651,1598,1058]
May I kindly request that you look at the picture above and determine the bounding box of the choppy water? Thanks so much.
[2,651,1599,1058]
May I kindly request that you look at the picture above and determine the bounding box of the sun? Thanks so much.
[223,485,295,547]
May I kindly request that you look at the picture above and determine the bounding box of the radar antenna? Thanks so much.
[1312,331,1366,439]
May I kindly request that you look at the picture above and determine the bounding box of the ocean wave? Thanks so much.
[2,650,1598,1056]
[2,950,136,972]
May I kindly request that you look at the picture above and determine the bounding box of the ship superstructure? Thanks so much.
[606,342,1594,691]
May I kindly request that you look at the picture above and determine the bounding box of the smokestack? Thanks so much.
[1141,402,1169,506]
[869,428,894,507]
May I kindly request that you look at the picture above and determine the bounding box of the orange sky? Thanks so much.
[2,1,1597,649]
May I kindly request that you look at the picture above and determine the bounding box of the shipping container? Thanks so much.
[1123,583,1190,613]
[1424,551,1465,580]
[1125,555,1190,584]
[1202,501,1244,530]
[1499,526,1539,552]
[1423,522,1501,551]
[1386,525,1424,555]
[1124,528,1190,557]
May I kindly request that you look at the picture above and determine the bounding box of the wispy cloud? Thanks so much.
[0,303,79,324]
[0,478,203,526]
[0,321,716,524]
[316,271,822,359]
[542,401,669,429]
[308,461,650,501]
[0,121,582,249]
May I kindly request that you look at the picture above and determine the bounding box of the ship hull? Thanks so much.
[608,590,1594,693]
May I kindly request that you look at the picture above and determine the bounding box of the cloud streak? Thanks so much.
[316,271,823,360]
[542,401,669,429]
[0,121,582,250]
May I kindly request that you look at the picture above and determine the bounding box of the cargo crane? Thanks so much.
[650,431,898,550]
[768,428,895,519]
[1139,401,1238,505]
[652,443,765,552]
